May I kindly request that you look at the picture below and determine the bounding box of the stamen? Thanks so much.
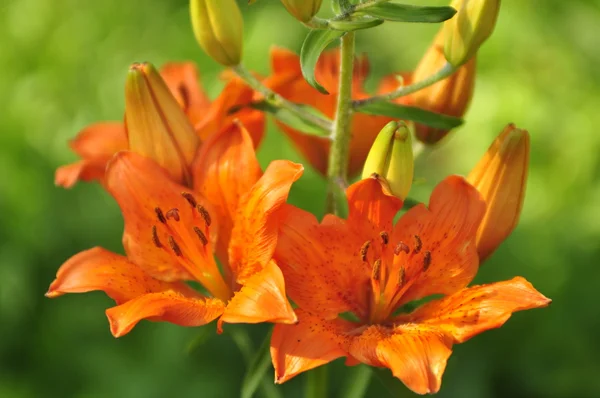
[398,266,406,287]
[168,236,182,256]
[166,208,180,222]
[394,241,410,255]
[151,225,161,248]
[181,192,197,208]
[372,259,382,281]
[413,235,422,253]
[197,205,212,227]
[193,226,208,246]
[155,207,166,224]
[380,231,389,245]
[360,241,371,262]
[423,251,432,271]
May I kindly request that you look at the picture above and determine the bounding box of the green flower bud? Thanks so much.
[280,0,323,23]
[190,0,244,66]
[362,121,414,200]
[443,0,500,66]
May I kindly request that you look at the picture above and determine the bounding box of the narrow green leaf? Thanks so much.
[341,365,373,398]
[185,327,214,355]
[359,102,463,130]
[363,3,456,23]
[329,17,384,32]
[332,0,352,14]
[300,29,345,94]
[252,101,331,137]
[239,330,279,398]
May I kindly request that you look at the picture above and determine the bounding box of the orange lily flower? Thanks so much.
[47,123,300,337]
[264,47,394,176]
[379,30,476,144]
[55,61,264,188]
[271,175,550,394]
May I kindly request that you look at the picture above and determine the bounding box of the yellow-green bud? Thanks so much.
[280,0,323,23]
[443,0,500,66]
[190,0,243,66]
[362,121,414,200]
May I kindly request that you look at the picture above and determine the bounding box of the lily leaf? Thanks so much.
[359,102,463,130]
[300,29,345,94]
[240,331,280,398]
[363,3,456,23]
[252,101,331,137]
[329,17,384,31]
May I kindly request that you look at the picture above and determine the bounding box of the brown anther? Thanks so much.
[394,241,410,255]
[168,236,182,256]
[423,251,432,271]
[165,208,180,222]
[379,231,389,245]
[360,241,371,262]
[398,266,406,287]
[181,192,197,208]
[193,226,208,246]
[155,207,166,224]
[372,259,382,281]
[196,205,212,227]
[151,225,161,248]
[413,235,422,253]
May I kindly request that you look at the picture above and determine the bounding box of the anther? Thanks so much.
[380,231,389,245]
[193,226,208,246]
[360,241,371,262]
[394,241,410,255]
[168,236,182,256]
[181,192,197,208]
[423,251,432,271]
[413,235,422,253]
[155,207,166,224]
[398,266,406,287]
[151,225,161,248]
[166,208,180,222]
[197,205,212,227]
[372,259,382,281]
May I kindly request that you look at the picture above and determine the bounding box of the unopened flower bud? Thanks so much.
[443,0,500,66]
[467,124,529,262]
[280,0,323,22]
[362,121,414,200]
[125,62,200,184]
[190,0,243,66]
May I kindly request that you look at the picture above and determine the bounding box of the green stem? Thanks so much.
[232,64,333,131]
[353,63,456,108]
[305,366,329,398]
[325,32,356,213]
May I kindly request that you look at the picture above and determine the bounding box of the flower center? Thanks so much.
[361,231,432,324]
[150,192,232,301]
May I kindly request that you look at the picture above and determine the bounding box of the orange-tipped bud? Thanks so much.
[280,0,323,22]
[467,124,529,262]
[125,62,200,184]
[190,0,244,66]
[443,0,501,66]
[411,31,476,144]
[362,121,414,200]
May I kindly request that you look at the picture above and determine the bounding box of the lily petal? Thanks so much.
[192,122,262,265]
[271,309,354,383]
[106,151,222,286]
[219,261,296,329]
[391,176,486,305]
[106,292,225,337]
[46,247,196,303]
[159,62,211,126]
[229,160,304,283]
[347,175,404,240]
[404,276,551,343]
[55,122,127,188]
[276,206,370,320]
[349,324,453,395]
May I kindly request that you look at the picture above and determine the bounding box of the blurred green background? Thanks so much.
[1,0,599,397]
